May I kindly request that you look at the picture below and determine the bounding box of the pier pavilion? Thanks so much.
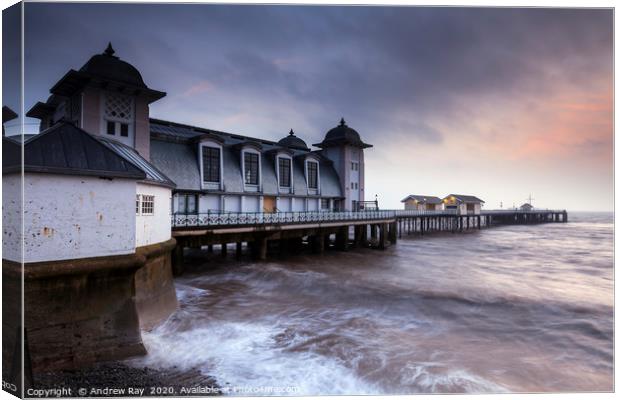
[2,43,568,376]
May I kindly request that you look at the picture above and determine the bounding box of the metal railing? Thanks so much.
[481,209,566,215]
[172,210,397,228]
[171,208,566,228]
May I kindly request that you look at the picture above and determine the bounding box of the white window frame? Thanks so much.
[305,157,320,195]
[241,147,262,192]
[276,153,293,193]
[101,92,134,143]
[199,141,224,190]
[140,194,155,216]
[136,194,155,216]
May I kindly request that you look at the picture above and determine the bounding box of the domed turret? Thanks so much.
[313,118,372,149]
[277,129,309,151]
[79,43,148,88]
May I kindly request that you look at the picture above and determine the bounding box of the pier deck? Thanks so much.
[170,209,567,274]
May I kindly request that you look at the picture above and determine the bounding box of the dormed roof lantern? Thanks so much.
[313,118,372,149]
[277,129,310,151]
[47,43,166,103]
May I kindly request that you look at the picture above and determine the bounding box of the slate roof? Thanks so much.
[98,137,176,189]
[2,136,21,171]
[149,119,343,198]
[444,194,485,203]
[3,122,146,180]
[401,195,443,204]
[2,106,17,123]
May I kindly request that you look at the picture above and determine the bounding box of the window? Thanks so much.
[136,195,141,215]
[321,198,330,210]
[278,157,291,188]
[244,152,259,185]
[202,146,221,183]
[107,121,115,135]
[104,93,133,138]
[307,161,318,189]
[351,162,355,170]
[177,194,197,214]
[141,195,154,215]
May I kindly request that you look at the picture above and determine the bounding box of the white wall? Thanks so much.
[3,174,22,262]
[136,183,172,248]
[242,195,260,212]
[20,173,136,263]
[224,195,241,212]
[292,197,306,212]
[307,198,319,211]
[277,197,292,212]
[200,194,220,213]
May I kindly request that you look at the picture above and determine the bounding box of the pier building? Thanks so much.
[442,194,485,215]
[2,44,568,377]
[401,195,444,211]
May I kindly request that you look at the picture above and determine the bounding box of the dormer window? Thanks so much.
[278,157,291,188]
[202,146,221,183]
[244,152,260,185]
[306,160,319,191]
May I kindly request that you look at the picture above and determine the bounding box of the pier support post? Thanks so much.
[311,233,325,254]
[389,221,398,244]
[236,242,243,259]
[360,225,369,247]
[335,226,349,251]
[353,226,364,248]
[562,211,568,222]
[379,223,387,250]
[256,238,268,261]
[208,244,213,254]
[370,224,377,239]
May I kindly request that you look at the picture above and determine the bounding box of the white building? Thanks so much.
[442,194,485,215]
[26,44,373,218]
[401,195,443,211]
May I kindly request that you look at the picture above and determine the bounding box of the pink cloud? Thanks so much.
[182,80,214,97]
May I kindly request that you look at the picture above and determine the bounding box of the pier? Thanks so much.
[171,209,567,273]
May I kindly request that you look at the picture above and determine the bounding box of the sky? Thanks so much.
[4,3,613,211]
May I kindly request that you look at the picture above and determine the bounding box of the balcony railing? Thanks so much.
[171,208,566,228]
[172,210,397,228]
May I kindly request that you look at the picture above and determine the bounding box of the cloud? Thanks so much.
[181,80,215,97]
[21,4,613,210]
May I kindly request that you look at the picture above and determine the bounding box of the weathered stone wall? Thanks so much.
[134,239,178,330]
[2,260,24,395]
[2,238,177,373]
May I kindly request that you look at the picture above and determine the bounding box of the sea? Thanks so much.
[134,212,613,394]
